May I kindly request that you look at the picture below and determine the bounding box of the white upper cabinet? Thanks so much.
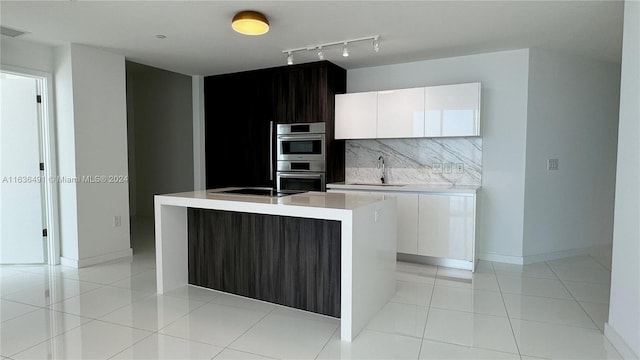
[376,87,425,139]
[334,82,480,139]
[335,92,377,139]
[424,82,481,137]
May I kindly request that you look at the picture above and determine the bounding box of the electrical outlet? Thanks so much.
[444,163,452,174]
[456,163,464,173]
[114,215,121,227]
[547,158,559,171]
[432,163,443,174]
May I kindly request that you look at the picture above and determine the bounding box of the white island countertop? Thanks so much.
[157,188,388,216]
[154,189,397,342]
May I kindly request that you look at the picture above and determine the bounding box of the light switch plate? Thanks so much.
[444,163,452,174]
[432,163,443,174]
[456,163,464,173]
[548,158,559,171]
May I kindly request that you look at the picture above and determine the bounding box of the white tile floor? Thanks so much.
[0,222,622,359]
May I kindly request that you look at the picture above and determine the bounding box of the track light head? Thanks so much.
[286,51,293,65]
[317,47,324,60]
[373,37,380,52]
[342,42,349,57]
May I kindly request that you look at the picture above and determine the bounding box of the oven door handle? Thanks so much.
[277,134,324,141]
[278,172,324,179]
[269,121,274,181]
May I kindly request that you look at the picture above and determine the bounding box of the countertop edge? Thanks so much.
[326,182,480,194]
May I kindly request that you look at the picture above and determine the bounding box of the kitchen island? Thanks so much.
[154,189,397,341]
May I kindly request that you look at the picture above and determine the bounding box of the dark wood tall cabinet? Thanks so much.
[204,61,346,189]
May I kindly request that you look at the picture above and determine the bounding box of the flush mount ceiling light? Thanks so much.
[282,35,380,65]
[232,10,269,35]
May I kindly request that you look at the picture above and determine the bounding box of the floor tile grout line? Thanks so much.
[545,261,605,333]
[105,328,157,360]
[314,326,340,360]
[222,304,279,354]
[47,292,154,322]
[418,335,524,358]
[417,264,439,359]
[5,316,97,358]
[428,304,508,318]
[1,277,147,310]
[503,316,603,331]
[0,300,41,320]
[587,253,613,272]
[499,290,584,302]
[367,326,523,359]
[143,295,221,338]
[494,261,523,358]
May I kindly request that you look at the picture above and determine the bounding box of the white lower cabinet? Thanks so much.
[383,193,419,254]
[417,194,475,261]
[328,187,476,267]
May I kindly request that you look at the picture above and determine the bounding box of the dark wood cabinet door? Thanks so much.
[188,208,341,317]
[271,69,290,123]
[204,71,273,189]
[275,64,333,124]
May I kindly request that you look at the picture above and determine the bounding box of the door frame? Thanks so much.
[1,65,60,265]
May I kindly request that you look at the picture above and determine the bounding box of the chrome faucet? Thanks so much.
[377,155,385,184]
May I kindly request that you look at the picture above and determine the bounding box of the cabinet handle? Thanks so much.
[270,121,274,181]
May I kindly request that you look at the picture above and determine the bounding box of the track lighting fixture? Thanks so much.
[281,35,380,65]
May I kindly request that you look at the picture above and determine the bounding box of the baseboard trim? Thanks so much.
[479,244,611,265]
[605,323,640,359]
[397,253,473,271]
[478,253,524,265]
[523,244,610,264]
[60,248,133,268]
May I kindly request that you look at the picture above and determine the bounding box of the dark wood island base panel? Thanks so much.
[187,208,341,317]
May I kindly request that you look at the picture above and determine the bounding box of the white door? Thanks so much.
[0,73,45,264]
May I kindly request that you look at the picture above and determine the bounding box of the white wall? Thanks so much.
[0,37,53,73]
[347,50,531,261]
[126,61,193,217]
[71,44,130,261]
[607,1,640,358]
[53,44,79,262]
[523,49,620,259]
[193,75,206,191]
[54,44,131,266]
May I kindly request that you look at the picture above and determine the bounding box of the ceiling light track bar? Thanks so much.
[282,35,380,63]
[282,35,380,54]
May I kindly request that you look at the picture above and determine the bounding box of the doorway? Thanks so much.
[0,67,59,264]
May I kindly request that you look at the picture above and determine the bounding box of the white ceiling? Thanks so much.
[0,1,624,76]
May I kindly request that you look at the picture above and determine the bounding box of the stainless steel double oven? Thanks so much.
[276,122,326,192]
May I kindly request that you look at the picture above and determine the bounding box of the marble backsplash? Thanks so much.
[345,138,482,186]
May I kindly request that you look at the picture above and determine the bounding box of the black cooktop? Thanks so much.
[219,188,307,197]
